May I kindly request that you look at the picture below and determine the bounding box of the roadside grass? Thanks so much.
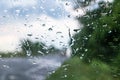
[46,56,119,80]
[0,52,30,58]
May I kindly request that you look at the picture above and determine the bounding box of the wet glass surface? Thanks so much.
[0,0,120,80]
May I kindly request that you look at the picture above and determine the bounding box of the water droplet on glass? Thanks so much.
[108,30,112,33]
[48,28,53,31]
[52,70,55,74]
[27,33,33,37]
[101,13,107,16]
[37,51,44,55]
[80,56,83,59]
[24,24,27,26]
[85,49,88,52]
[32,61,37,64]
[103,24,107,27]
[35,37,39,39]
[83,36,88,40]
[26,50,32,57]
[88,34,91,37]
[64,68,67,71]
[65,3,68,6]
[64,75,67,78]
[67,15,71,18]
[56,31,62,34]
[42,24,46,26]
[51,40,55,42]
[3,65,10,68]
[28,25,33,27]
[61,36,64,38]
[73,29,80,32]
[62,64,69,67]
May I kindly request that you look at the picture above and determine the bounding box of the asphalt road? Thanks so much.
[0,54,67,80]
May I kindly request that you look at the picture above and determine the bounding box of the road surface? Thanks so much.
[0,54,67,80]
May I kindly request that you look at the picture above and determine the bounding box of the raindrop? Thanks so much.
[37,51,44,55]
[32,61,37,64]
[73,29,80,32]
[67,15,71,18]
[3,65,10,68]
[76,48,79,51]
[27,33,33,37]
[28,25,33,27]
[35,37,39,39]
[109,10,112,14]
[83,36,88,40]
[92,27,95,29]
[24,24,27,26]
[52,70,55,74]
[103,24,107,27]
[51,40,55,42]
[80,56,83,59]
[108,30,112,33]
[64,68,68,71]
[41,35,44,38]
[88,35,91,37]
[27,53,31,56]
[48,28,53,31]
[101,13,107,16]
[85,49,88,52]
[81,54,84,57]
[60,41,63,43]
[26,50,32,57]
[65,3,69,6]
[64,75,67,78]
[56,31,62,34]
[42,24,46,26]
[61,36,64,38]
[80,47,82,50]
[62,64,69,67]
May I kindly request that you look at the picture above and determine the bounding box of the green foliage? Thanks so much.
[72,0,120,77]
[20,39,46,56]
[20,39,59,56]
[72,0,120,61]
[46,57,116,80]
[0,52,26,58]
[76,0,96,7]
[0,39,59,58]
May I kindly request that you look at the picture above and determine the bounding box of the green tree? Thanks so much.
[72,0,120,75]
[20,39,58,56]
